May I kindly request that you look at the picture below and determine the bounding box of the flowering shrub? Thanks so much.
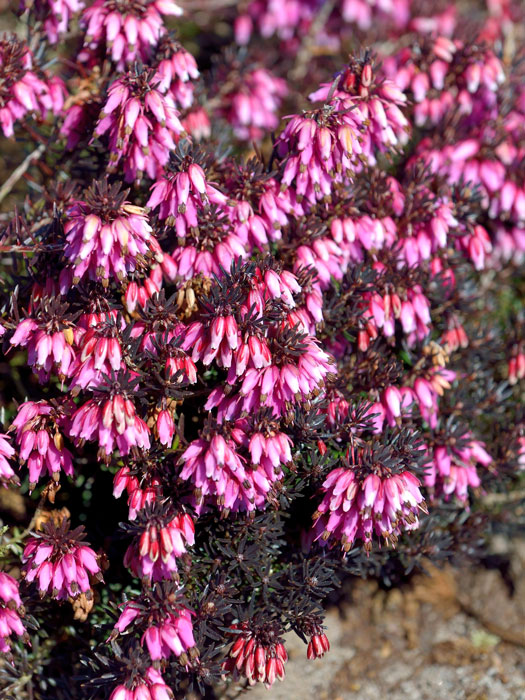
[0,0,523,697]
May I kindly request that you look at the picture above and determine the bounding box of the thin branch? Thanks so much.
[291,0,336,81]
[0,144,46,206]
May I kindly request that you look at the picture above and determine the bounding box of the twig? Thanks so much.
[291,0,336,81]
[0,144,46,206]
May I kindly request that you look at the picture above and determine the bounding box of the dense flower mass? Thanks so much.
[0,0,523,697]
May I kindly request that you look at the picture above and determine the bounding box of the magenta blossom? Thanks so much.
[179,424,264,514]
[22,519,102,600]
[217,66,287,142]
[341,0,409,30]
[94,70,185,182]
[80,0,182,70]
[424,436,493,503]
[69,390,150,459]
[0,35,66,138]
[313,453,427,553]
[0,433,17,485]
[11,400,74,491]
[64,180,161,287]
[153,36,199,109]
[276,102,363,205]
[147,150,227,232]
[20,0,85,44]
[113,590,196,662]
[10,312,76,383]
[109,667,174,700]
[113,463,161,520]
[0,572,28,654]
[234,0,318,44]
[69,320,124,390]
[123,510,195,582]
[309,56,410,163]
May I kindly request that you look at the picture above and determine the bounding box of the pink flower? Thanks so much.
[313,456,427,553]
[80,0,183,70]
[424,436,492,503]
[113,590,196,661]
[386,38,504,128]
[109,667,173,700]
[341,0,410,30]
[123,509,194,581]
[217,66,287,142]
[410,368,455,428]
[179,423,263,513]
[222,619,287,688]
[181,106,211,141]
[0,572,28,654]
[113,460,161,520]
[69,390,151,459]
[11,400,74,491]
[64,180,162,286]
[276,105,363,205]
[163,206,249,281]
[0,433,17,485]
[0,35,66,137]
[218,163,293,248]
[309,55,410,163]
[153,36,199,109]
[234,330,334,417]
[10,312,76,383]
[20,0,85,44]
[147,147,227,231]
[94,71,185,182]
[180,412,292,512]
[69,319,124,390]
[235,0,318,42]
[22,519,102,600]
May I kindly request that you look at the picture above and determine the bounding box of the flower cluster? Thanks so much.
[0,433,16,485]
[20,0,84,43]
[0,573,27,654]
[0,35,65,137]
[22,519,102,600]
[11,400,74,491]
[80,0,183,70]
[112,583,197,662]
[222,619,288,688]
[123,508,195,582]
[64,179,160,286]
[217,65,287,142]
[94,70,185,182]
[312,444,427,553]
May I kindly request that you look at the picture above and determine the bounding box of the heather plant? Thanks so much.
[0,0,523,698]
